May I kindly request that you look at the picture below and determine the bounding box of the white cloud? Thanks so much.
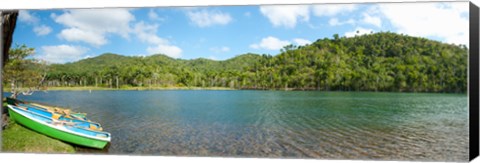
[329,18,355,26]
[19,10,53,36]
[147,9,166,22]
[50,13,57,19]
[133,22,168,45]
[58,28,107,46]
[259,4,358,28]
[378,2,468,46]
[133,21,182,58]
[259,5,310,28]
[82,55,93,59]
[33,25,52,36]
[448,3,469,16]
[210,46,230,53]
[38,45,89,63]
[18,10,39,24]
[186,9,232,27]
[208,56,218,60]
[148,9,159,20]
[147,45,182,58]
[293,38,312,46]
[344,27,374,37]
[54,9,135,46]
[328,18,339,26]
[361,13,381,27]
[250,36,291,50]
[312,4,357,17]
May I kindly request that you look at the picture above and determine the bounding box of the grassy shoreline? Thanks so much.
[2,102,75,153]
[3,86,468,94]
[2,120,76,153]
[6,86,238,92]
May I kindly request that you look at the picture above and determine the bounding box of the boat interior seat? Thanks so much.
[89,124,98,130]
[52,113,61,120]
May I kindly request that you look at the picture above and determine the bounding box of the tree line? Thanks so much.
[7,32,468,93]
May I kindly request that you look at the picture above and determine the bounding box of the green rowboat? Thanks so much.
[7,104,111,149]
[6,97,103,131]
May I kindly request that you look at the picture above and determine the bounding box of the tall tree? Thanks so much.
[3,45,48,98]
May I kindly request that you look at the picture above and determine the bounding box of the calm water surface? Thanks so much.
[11,90,469,161]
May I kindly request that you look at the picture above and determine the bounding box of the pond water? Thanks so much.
[6,90,469,161]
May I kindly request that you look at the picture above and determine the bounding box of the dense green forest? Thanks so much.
[39,32,468,93]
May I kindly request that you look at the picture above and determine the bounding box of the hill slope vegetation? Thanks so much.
[44,32,468,93]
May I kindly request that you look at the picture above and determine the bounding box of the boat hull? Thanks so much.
[7,107,109,149]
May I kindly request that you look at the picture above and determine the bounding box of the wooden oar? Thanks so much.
[51,117,102,131]
[29,103,87,120]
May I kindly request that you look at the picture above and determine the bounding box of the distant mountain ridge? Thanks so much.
[45,32,468,93]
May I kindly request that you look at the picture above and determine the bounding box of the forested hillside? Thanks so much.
[43,32,468,93]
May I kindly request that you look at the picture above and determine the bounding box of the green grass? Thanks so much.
[44,86,236,91]
[1,103,75,153]
[2,121,76,153]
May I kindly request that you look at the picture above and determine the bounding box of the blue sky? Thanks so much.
[13,2,468,63]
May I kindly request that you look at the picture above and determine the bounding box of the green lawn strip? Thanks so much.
[2,103,75,153]
[41,86,236,91]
